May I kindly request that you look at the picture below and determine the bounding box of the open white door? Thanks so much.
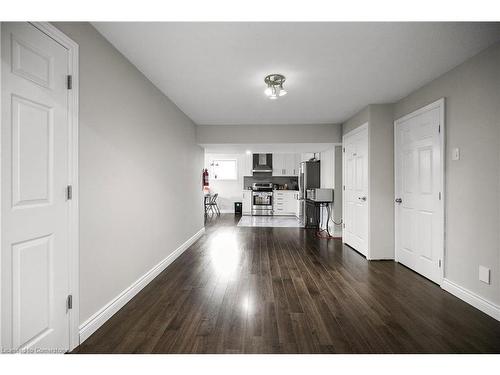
[1,22,78,352]
[342,124,369,257]
[394,99,444,285]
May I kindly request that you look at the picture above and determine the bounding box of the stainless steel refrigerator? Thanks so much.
[298,160,320,227]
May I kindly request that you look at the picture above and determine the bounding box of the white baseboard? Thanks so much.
[78,227,205,343]
[441,278,500,321]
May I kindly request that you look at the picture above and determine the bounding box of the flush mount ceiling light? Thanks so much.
[264,73,287,100]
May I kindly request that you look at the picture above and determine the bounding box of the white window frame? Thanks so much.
[210,159,238,181]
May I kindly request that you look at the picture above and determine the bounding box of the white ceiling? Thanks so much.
[93,22,500,125]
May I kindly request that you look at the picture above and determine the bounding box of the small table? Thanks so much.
[305,199,332,229]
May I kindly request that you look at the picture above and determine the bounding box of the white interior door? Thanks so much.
[342,125,369,256]
[1,22,71,352]
[395,100,444,285]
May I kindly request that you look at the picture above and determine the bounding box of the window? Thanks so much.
[210,159,237,180]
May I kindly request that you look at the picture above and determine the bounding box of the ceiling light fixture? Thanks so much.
[264,73,287,99]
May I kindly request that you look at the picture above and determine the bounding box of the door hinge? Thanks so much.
[343,147,345,153]
[67,295,73,310]
[438,191,441,200]
[438,259,442,268]
[343,185,345,191]
[67,75,72,90]
[342,223,345,229]
[66,185,73,200]
[438,124,441,133]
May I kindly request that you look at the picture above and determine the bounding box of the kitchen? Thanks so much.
[204,147,343,236]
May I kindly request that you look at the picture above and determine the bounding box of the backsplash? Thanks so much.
[243,176,299,190]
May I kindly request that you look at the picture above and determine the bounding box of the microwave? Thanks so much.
[307,188,333,202]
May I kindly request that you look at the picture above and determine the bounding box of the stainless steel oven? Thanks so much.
[251,183,273,216]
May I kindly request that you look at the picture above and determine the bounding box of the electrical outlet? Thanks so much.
[452,148,460,161]
[479,265,490,284]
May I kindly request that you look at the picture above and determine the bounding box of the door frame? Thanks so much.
[342,122,370,258]
[0,22,80,351]
[394,98,445,283]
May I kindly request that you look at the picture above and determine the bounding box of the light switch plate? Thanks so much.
[452,148,460,161]
[479,265,490,284]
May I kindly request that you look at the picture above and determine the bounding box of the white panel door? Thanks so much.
[2,23,71,352]
[342,125,369,256]
[395,102,443,284]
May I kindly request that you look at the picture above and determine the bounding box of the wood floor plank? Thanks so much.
[72,214,500,354]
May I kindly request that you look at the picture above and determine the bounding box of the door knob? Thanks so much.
[358,196,367,201]
[395,198,402,204]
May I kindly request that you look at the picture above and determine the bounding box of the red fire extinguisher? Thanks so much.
[202,168,209,188]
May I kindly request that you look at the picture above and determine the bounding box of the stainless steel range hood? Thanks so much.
[252,153,273,173]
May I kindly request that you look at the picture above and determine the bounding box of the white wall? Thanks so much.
[204,153,247,213]
[394,41,500,307]
[53,23,205,325]
[318,147,342,236]
[197,123,342,144]
[342,104,395,259]
[369,104,395,259]
[341,41,500,316]
[320,148,335,189]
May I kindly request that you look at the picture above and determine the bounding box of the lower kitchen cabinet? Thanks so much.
[242,190,299,216]
[296,198,303,218]
[242,190,252,215]
[273,190,299,216]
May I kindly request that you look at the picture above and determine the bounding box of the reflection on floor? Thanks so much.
[237,215,302,228]
[73,214,500,353]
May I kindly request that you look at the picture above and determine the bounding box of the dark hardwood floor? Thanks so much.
[73,214,500,354]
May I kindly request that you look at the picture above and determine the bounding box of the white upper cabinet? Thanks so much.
[273,154,285,176]
[292,153,300,176]
[273,153,300,176]
[285,154,298,176]
[243,153,253,176]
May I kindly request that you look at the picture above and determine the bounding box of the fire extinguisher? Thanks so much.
[202,168,209,188]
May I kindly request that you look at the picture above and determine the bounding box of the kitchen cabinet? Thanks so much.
[272,154,285,176]
[285,154,300,176]
[242,190,252,215]
[272,153,300,176]
[296,196,303,218]
[243,153,253,176]
[273,190,299,216]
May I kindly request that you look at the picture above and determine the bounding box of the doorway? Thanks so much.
[342,123,369,257]
[1,22,79,352]
[394,99,445,285]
